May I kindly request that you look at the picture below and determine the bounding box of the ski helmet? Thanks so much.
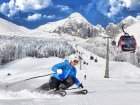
[68,54,79,63]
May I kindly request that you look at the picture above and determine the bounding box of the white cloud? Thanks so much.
[0,0,52,17]
[15,0,52,12]
[9,0,15,9]
[56,5,72,13]
[43,15,55,19]
[107,0,124,17]
[7,0,19,17]
[122,0,132,7]
[85,3,94,14]
[87,0,140,18]
[97,0,109,16]
[26,14,56,21]
[57,5,70,11]
[26,14,42,21]
[108,0,140,17]
[122,0,140,10]
[0,3,9,15]
[125,0,140,10]
[0,0,19,17]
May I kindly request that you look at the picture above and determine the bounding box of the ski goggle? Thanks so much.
[73,60,78,63]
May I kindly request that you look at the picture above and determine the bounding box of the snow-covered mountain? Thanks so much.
[0,12,139,39]
[105,16,139,37]
[106,23,121,37]
[31,12,106,38]
[0,18,30,33]
[30,13,139,39]
[119,16,139,27]
[53,13,106,38]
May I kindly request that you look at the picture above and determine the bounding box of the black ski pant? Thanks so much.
[49,76,75,90]
[39,76,75,91]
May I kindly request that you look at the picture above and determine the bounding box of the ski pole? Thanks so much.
[6,73,55,87]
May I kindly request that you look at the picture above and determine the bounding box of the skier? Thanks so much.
[39,54,83,91]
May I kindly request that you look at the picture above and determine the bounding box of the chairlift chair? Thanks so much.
[94,58,98,62]
[90,55,94,60]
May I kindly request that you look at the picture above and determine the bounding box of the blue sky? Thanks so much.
[0,0,140,29]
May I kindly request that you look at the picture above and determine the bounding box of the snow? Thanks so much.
[0,18,30,34]
[68,12,89,24]
[1,45,140,105]
[32,12,90,33]
[28,12,98,38]
[120,15,139,25]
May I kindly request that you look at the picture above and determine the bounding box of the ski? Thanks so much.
[52,89,88,96]
[70,89,88,95]
[48,90,67,97]
[35,88,88,96]
[66,87,88,94]
[35,84,88,96]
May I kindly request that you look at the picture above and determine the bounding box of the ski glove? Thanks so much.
[79,83,84,88]
[57,69,62,74]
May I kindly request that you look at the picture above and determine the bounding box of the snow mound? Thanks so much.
[0,18,30,33]
[0,89,59,99]
[110,61,140,79]
[0,57,63,75]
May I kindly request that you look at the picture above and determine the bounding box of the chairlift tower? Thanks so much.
[103,36,112,78]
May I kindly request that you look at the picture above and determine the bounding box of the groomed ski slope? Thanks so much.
[0,46,140,105]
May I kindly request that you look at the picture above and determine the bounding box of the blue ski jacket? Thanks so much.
[52,60,81,86]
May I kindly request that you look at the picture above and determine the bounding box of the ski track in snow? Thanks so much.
[0,41,140,105]
[0,89,60,99]
[1,79,140,105]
